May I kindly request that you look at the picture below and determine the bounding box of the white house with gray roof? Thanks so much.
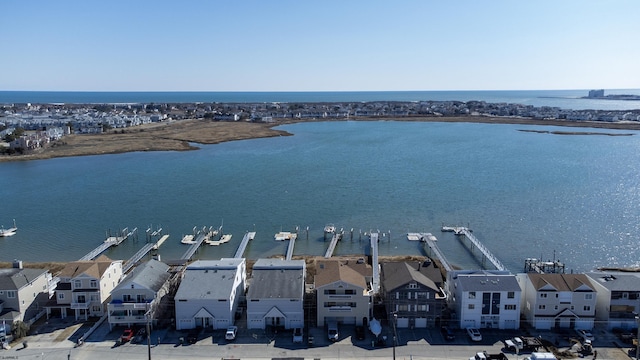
[246,259,305,330]
[586,271,640,330]
[0,261,53,323]
[107,259,171,330]
[448,270,521,329]
[174,258,246,330]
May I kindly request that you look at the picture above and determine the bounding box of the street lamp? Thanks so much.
[392,312,398,360]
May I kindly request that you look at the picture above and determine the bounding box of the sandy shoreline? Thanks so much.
[2,116,639,162]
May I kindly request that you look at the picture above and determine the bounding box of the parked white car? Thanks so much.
[466,327,482,341]
[576,329,594,342]
[225,326,238,341]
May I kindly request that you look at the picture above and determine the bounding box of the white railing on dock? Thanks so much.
[444,226,506,271]
[233,231,255,258]
[370,232,380,294]
[324,232,342,258]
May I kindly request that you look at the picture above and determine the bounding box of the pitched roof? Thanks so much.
[58,255,118,279]
[381,261,441,292]
[0,268,48,291]
[314,259,372,289]
[247,259,305,299]
[585,272,640,291]
[527,273,595,292]
[175,259,245,300]
[115,259,170,293]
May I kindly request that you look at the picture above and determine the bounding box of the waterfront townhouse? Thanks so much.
[380,259,447,328]
[448,270,521,329]
[0,260,53,323]
[246,259,305,330]
[47,255,123,321]
[174,258,246,330]
[519,273,596,330]
[586,271,640,330]
[107,259,171,330]
[315,258,373,327]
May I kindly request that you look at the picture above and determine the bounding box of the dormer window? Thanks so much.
[74,280,81,288]
[90,280,98,288]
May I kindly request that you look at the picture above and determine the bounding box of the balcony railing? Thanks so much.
[70,302,90,310]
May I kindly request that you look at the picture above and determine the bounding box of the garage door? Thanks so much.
[414,318,427,328]
[396,317,409,328]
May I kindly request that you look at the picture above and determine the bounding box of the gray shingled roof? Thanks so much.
[381,261,441,292]
[586,272,640,291]
[175,259,244,300]
[0,268,48,291]
[248,259,304,299]
[115,259,170,293]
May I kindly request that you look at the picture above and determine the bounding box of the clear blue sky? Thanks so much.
[2,0,639,91]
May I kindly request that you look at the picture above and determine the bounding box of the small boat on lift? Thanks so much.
[0,220,17,237]
[324,224,336,234]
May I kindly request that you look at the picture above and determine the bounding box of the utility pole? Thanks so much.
[392,312,397,360]
[146,303,152,360]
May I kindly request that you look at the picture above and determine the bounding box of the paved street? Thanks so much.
[2,319,635,360]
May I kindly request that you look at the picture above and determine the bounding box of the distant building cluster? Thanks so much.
[1,99,640,152]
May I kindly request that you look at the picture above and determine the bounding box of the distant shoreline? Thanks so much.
[2,115,640,163]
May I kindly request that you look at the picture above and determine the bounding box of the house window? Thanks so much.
[74,280,82,288]
[418,304,427,312]
[137,294,146,303]
[468,304,475,310]
[584,305,591,311]
[324,289,336,295]
[570,305,575,310]
[469,292,476,299]
[540,293,548,298]
[90,294,99,301]
[407,283,418,289]
[90,280,98,288]
[7,291,16,298]
[538,305,546,310]
[554,305,559,310]
[123,294,132,302]
[58,293,65,300]
[507,292,515,299]
[92,306,101,312]
[345,289,356,295]
[505,304,516,310]
[585,293,593,300]
[398,305,409,311]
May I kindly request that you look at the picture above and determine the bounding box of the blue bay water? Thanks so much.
[1,121,639,273]
[1,89,640,110]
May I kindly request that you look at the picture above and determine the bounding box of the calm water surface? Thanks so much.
[1,121,639,272]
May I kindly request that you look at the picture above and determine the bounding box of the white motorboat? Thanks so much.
[0,220,17,237]
[324,224,336,234]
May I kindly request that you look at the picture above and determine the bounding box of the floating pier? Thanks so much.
[233,231,256,258]
[79,227,136,261]
[324,231,343,258]
[180,232,208,261]
[442,226,506,271]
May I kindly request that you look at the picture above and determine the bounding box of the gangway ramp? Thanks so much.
[370,232,380,294]
[442,226,506,271]
[422,237,453,273]
[123,243,155,273]
[324,232,342,258]
[234,232,256,258]
[180,233,207,261]
[285,234,297,260]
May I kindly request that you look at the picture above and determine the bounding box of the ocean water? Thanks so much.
[1,90,640,110]
[1,120,639,273]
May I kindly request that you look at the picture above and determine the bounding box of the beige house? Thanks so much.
[315,258,373,327]
[0,261,53,323]
[519,273,596,330]
[47,255,123,320]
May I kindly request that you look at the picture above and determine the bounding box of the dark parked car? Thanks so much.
[441,326,455,341]
[355,326,366,340]
[187,329,200,344]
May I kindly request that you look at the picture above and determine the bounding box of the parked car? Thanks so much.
[292,327,303,343]
[575,329,594,342]
[120,328,135,343]
[187,328,200,344]
[327,321,339,342]
[441,326,455,341]
[355,325,366,340]
[225,326,238,341]
[466,327,482,342]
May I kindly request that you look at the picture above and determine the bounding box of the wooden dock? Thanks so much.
[442,225,506,271]
[233,231,256,258]
[370,232,380,293]
[79,228,136,261]
[422,235,453,273]
[180,232,207,261]
[324,231,342,258]
[285,233,297,260]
